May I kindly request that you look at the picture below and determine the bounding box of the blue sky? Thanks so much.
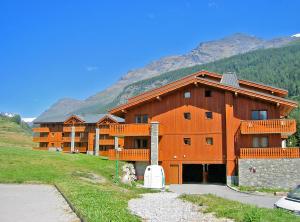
[0,0,299,117]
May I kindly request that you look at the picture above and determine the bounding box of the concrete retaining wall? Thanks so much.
[239,158,300,189]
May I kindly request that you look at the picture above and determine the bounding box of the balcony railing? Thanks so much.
[99,150,109,157]
[62,137,87,142]
[32,127,50,133]
[240,119,296,135]
[100,138,115,145]
[108,149,150,161]
[99,124,154,136]
[63,126,86,132]
[240,147,300,159]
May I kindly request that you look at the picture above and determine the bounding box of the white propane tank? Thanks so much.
[144,165,165,189]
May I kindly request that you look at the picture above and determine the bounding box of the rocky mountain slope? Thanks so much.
[36,33,296,121]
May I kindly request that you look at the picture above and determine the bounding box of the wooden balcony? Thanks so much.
[108,149,150,161]
[99,150,109,157]
[63,126,86,132]
[100,138,115,146]
[33,137,49,142]
[62,137,87,142]
[240,147,300,159]
[100,124,152,136]
[32,127,50,133]
[63,147,87,153]
[240,119,296,136]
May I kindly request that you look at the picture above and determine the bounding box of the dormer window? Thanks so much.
[251,110,267,120]
[184,91,191,98]
[135,114,148,123]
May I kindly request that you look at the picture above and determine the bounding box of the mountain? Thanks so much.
[36,33,297,121]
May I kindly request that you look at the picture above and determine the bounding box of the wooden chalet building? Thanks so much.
[33,70,300,186]
[108,70,299,185]
[33,114,125,156]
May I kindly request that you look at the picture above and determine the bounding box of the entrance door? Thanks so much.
[169,164,179,184]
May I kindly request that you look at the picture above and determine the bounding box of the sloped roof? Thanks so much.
[34,113,124,124]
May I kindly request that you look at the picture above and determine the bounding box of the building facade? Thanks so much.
[108,71,299,186]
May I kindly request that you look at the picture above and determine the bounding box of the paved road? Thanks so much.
[0,184,80,222]
[169,184,281,208]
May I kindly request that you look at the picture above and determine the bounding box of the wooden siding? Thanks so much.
[240,119,296,135]
[108,149,150,161]
[240,147,300,158]
[63,126,86,132]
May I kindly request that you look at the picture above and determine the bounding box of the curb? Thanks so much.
[54,184,86,222]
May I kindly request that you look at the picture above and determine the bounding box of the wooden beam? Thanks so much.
[156,96,162,101]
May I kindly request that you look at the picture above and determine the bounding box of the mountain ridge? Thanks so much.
[36,33,297,121]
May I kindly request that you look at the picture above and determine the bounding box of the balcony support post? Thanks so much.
[94,128,100,156]
[71,126,75,153]
[150,122,159,165]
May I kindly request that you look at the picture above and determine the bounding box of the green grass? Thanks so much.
[237,185,290,194]
[181,194,300,222]
[0,117,34,148]
[0,146,150,221]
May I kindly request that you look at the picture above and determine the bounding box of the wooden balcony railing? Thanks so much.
[62,137,87,142]
[240,147,300,159]
[63,147,87,153]
[32,127,50,133]
[240,119,296,135]
[99,150,109,157]
[63,126,86,132]
[99,124,153,136]
[33,137,49,142]
[100,138,115,145]
[108,149,150,161]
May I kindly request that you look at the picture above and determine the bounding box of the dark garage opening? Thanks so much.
[182,164,203,183]
[207,164,226,184]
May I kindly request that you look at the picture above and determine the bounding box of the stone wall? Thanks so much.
[239,158,300,189]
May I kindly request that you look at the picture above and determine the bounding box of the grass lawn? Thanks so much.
[181,194,300,222]
[236,185,290,194]
[0,146,150,222]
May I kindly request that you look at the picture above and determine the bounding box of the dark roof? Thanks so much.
[34,113,124,124]
[220,73,240,88]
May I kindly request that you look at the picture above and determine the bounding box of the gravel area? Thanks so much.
[128,192,232,222]
[0,184,80,222]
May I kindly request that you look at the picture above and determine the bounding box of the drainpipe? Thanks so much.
[150,122,159,165]
[71,126,75,153]
[95,128,100,156]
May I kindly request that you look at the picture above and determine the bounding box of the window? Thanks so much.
[184,91,191,98]
[51,143,54,147]
[184,112,191,120]
[51,133,55,137]
[135,114,148,123]
[252,136,268,148]
[251,110,267,120]
[205,90,212,97]
[134,139,148,148]
[206,137,213,145]
[205,112,213,119]
[183,138,191,145]
[79,132,85,138]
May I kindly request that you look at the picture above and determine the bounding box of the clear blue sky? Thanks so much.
[1,0,299,117]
